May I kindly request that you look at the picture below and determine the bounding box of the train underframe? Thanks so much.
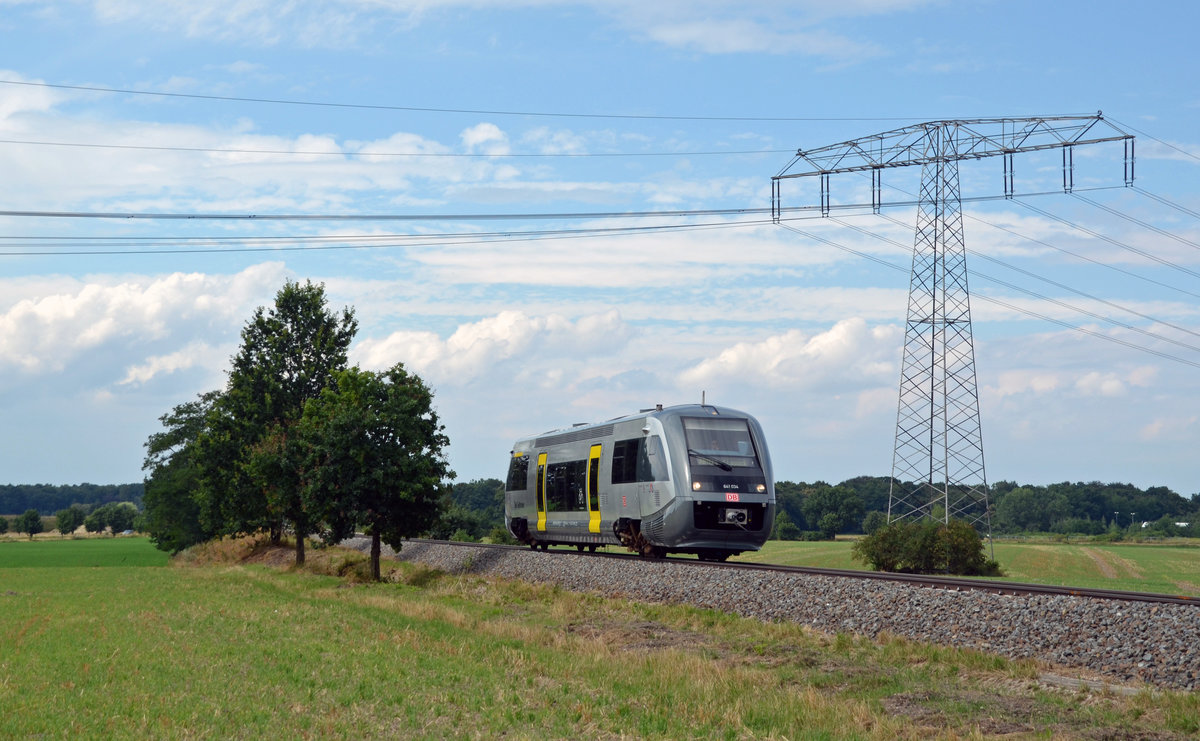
[509,497,770,562]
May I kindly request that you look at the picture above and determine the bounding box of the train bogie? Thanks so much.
[504,404,776,558]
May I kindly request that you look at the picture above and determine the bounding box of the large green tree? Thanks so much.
[194,280,357,556]
[300,364,453,580]
[14,509,43,539]
[800,485,865,539]
[142,391,222,554]
[55,505,85,537]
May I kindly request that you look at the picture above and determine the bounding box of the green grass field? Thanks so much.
[0,536,168,568]
[1,537,1197,739]
[736,538,1200,596]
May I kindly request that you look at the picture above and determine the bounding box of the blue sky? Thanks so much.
[1,0,1198,495]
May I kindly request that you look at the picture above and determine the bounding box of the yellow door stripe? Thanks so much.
[536,452,548,532]
[587,444,602,533]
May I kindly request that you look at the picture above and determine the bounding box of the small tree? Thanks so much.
[84,508,108,535]
[861,510,888,535]
[15,509,44,540]
[0,516,8,535]
[772,512,802,541]
[852,518,1000,576]
[55,506,85,537]
[104,502,139,534]
[301,364,453,580]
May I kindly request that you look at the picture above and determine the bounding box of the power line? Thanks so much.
[1107,116,1200,164]
[840,214,1200,355]
[1132,186,1200,221]
[1073,192,1200,252]
[0,136,793,159]
[873,212,1200,345]
[1015,199,1200,281]
[0,216,783,256]
[777,222,1200,371]
[0,78,929,123]
[849,167,1200,302]
[0,186,1122,224]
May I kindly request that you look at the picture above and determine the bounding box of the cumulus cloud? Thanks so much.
[0,262,287,381]
[352,309,631,384]
[1074,366,1156,397]
[118,341,221,386]
[460,123,510,156]
[678,317,900,390]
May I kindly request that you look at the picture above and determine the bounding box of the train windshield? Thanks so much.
[682,417,761,470]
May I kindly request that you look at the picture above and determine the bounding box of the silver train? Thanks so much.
[504,404,776,561]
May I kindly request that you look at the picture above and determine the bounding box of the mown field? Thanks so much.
[736,538,1200,596]
[1,536,1198,739]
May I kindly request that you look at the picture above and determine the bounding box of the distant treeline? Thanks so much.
[0,483,144,516]
[776,477,1199,536]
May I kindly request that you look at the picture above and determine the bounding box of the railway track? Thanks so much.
[402,538,1199,607]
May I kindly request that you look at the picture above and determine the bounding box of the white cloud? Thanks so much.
[352,309,631,384]
[460,123,510,156]
[118,341,220,386]
[678,317,900,390]
[1140,415,1197,441]
[0,263,286,379]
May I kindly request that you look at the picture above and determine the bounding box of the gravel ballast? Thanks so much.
[349,540,1199,691]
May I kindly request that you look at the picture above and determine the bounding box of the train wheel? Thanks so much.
[539,543,549,551]
[588,545,598,553]
[576,544,585,552]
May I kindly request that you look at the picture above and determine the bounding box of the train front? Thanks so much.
[659,407,776,559]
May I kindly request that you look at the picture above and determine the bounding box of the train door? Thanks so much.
[536,452,547,532]
[587,444,601,533]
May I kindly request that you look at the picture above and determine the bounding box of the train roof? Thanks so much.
[514,403,757,447]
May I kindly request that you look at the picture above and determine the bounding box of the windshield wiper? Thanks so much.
[688,449,733,472]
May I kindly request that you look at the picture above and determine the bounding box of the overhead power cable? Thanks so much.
[1107,117,1200,164]
[776,222,1200,371]
[848,168,1200,302]
[1072,193,1200,252]
[0,79,931,123]
[838,215,1200,355]
[0,136,792,159]
[873,212,1200,345]
[0,216,782,256]
[0,186,1123,224]
[1015,199,1200,281]
[1132,186,1200,221]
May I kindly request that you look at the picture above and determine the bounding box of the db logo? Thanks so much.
[725,492,740,502]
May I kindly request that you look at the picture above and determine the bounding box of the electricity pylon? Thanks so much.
[772,114,1133,531]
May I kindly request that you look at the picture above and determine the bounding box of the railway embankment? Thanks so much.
[351,539,1199,692]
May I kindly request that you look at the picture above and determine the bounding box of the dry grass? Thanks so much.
[6,534,1195,739]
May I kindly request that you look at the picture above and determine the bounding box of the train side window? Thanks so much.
[636,435,667,482]
[611,436,667,484]
[547,459,587,511]
[506,455,529,491]
[611,439,637,485]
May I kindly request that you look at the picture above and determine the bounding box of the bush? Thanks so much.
[486,526,519,545]
[862,510,888,536]
[852,518,1001,576]
[772,512,802,541]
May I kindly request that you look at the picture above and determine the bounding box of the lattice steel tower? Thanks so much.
[772,114,1133,531]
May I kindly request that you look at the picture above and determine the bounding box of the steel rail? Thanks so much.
[397,538,1199,607]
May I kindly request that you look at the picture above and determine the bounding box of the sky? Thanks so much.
[1,0,1198,496]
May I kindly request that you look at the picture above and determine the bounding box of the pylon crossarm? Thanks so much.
[774,114,1132,180]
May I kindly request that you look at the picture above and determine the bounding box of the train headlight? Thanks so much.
[692,481,703,491]
[756,484,766,493]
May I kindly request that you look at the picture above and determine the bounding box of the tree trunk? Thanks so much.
[295,531,305,566]
[371,531,382,581]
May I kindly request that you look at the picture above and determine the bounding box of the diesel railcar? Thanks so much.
[504,404,775,560]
